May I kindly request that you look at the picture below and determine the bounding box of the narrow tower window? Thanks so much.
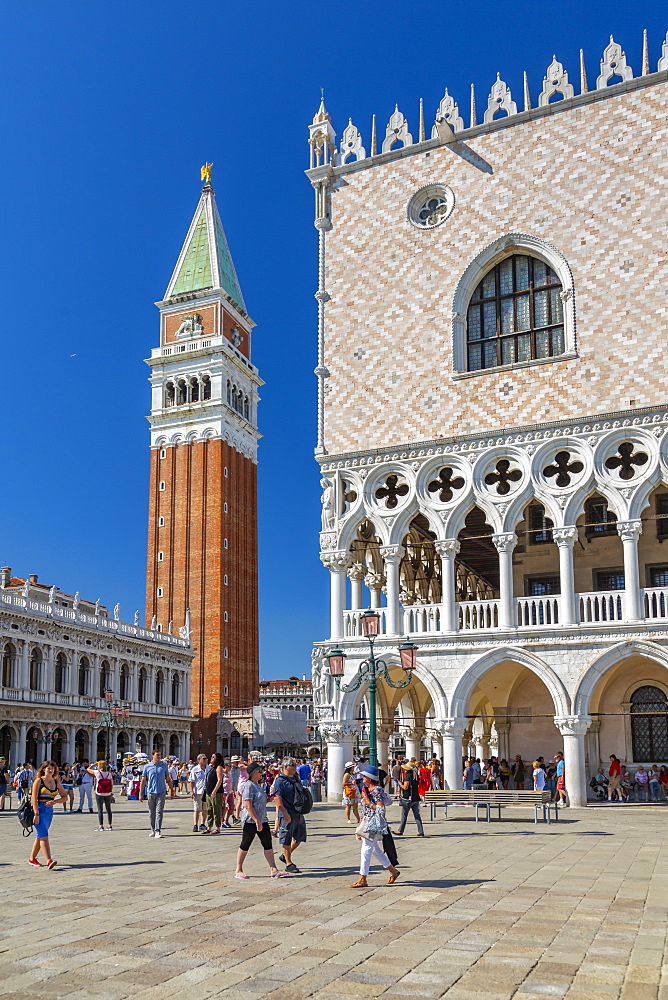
[157,587,163,598]
[159,448,166,459]
[224,538,228,549]
[164,383,175,407]
[224,467,229,478]
[158,551,164,562]
[202,375,211,400]
[224,574,229,585]
[159,481,166,491]
[158,516,165,527]
[224,502,228,513]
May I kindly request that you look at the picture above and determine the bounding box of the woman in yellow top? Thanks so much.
[29,760,68,868]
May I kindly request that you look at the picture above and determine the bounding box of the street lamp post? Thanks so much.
[325,610,418,768]
[89,689,130,763]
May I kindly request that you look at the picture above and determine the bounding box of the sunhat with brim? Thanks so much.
[400,762,414,770]
[360,765,380,781]
[345,761,354,768]
[247,762,263,779]
[230,756,242,763]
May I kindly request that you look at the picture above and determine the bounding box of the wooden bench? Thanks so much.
[424,789,559,824]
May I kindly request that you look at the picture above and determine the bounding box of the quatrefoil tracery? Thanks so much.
[543,450,584,488]
[375,474,409,509]
[604,441,648,481]
[427,467,465,503]
[484,459,523,496]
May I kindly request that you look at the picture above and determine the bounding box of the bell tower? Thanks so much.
[145,168,262,751]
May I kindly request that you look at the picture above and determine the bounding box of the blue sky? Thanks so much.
[0,2,663,678]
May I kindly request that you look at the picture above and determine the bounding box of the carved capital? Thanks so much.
[434,539,461,559]
[321,722,359,743]
[399,726,424,742]
[552,526,578,547]
[492,532,518,554]
[364,572,386,591]
[554,715,591,737]
[320,549,350,571]
[347,562,367,582]
[380,544,405,565]
[433,717,468,739]
[617,519,642,541]
[376,724,394,740]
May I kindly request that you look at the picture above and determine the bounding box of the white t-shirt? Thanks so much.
[189,764,207,795]
[533,767,546,791]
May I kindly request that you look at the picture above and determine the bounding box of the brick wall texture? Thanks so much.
[146,439,259,749]
[323,81,668,457]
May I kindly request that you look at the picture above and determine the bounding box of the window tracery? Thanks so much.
[466,254,565,371]
[631,685,668,762]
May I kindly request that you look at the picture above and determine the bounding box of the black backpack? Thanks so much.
[290,777,313,815]
[17,797,35,836]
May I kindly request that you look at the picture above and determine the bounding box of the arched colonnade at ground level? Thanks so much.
[314,639,668,807]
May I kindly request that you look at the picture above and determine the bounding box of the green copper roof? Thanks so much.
[167,191,246,312]
[171,210,212,296]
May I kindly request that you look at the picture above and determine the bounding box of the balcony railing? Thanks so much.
[341,589,636,636]
[0,687,192,717]
[0,591,190,648]
[643,587,668,621]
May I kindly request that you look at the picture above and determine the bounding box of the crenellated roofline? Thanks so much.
[306,32,668,179]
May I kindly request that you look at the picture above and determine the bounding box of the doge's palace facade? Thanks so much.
[308,33,668,805]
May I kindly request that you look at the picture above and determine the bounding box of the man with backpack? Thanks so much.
[272,757,312,874]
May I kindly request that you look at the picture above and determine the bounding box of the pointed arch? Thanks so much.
[449,646,570,718]
[573,640,668,716]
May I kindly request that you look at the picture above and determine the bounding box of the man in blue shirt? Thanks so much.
[297,759,311,787]
[139,750,174,838]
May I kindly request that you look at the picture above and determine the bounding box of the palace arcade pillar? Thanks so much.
[555,716,591,807]
[439,718,467,790]
[322,723,358,803]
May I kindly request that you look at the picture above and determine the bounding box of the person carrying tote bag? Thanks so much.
[350,766,399,889]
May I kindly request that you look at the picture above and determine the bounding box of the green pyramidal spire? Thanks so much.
[165,180,246,313]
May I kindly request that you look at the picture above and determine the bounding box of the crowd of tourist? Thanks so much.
[7,745,668,879]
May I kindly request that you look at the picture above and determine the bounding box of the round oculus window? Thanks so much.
[408,184,455,230]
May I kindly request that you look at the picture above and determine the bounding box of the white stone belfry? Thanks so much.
[340,119,366,164]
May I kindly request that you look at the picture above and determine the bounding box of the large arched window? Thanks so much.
[99,660,111,699]
[155,669,165,705]
[466,254,565,372]
[78,656,90,696]
[2,643,17,688]
[138,668,148,703]
[631,685,668,762]
[171,673,180,707]
[30,648,43,691]
[119,663,129,701]
[54,652,67,694]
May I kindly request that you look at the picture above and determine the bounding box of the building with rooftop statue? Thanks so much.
[144,169,262,755]
[309,32,668,804]
[0,569,193,769]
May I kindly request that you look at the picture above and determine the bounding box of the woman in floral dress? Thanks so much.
[349,766,400,888]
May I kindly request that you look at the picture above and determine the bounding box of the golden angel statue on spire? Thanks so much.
[200,162,213,185]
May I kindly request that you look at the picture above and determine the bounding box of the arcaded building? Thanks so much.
[145,175,262,753]
[309,33,668,804]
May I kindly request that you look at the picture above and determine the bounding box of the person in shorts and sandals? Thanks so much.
[235,762,286,880]
[29,761,68,868]
[607,754,622,802]
[554,752,567,806]
[273,758,307,874]
[342,762,360,824]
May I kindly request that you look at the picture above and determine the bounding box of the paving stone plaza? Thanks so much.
[1,797,667,1000]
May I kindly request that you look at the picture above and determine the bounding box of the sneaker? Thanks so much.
[89,809,94,814]
[47,860,57,869]
[76,808,82,813]
[107,826,113,831]
[28,858,42,867]
[95,827,104,833]
[193,824,198,833]
[198,824,207,832]
[154,831,162,839]
[285,863,300,874]
[148,832,155,838]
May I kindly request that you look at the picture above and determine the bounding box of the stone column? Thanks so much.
[365,572,384,611]
[322,722,358,802]
[617,520,643,621]
[380,546,404,635]
[438,718,467,790]
[493,533,517,629]
[554,716,591,807]
[376,724,393,770]
[18,723,27,764]
[586,719,601,778]
[495,722,511,761]
[109,728,118,766]
[348,563,366,611]
[320,550,349,639]
[44,645,55,693]
[401,726,424,762]
[19,642,30,691]
[553,526,578,625]
[67,725,77,764]
[434,539,460,632]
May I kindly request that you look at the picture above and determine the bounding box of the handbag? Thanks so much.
[355,820,373,840]
[363,808,387,837]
